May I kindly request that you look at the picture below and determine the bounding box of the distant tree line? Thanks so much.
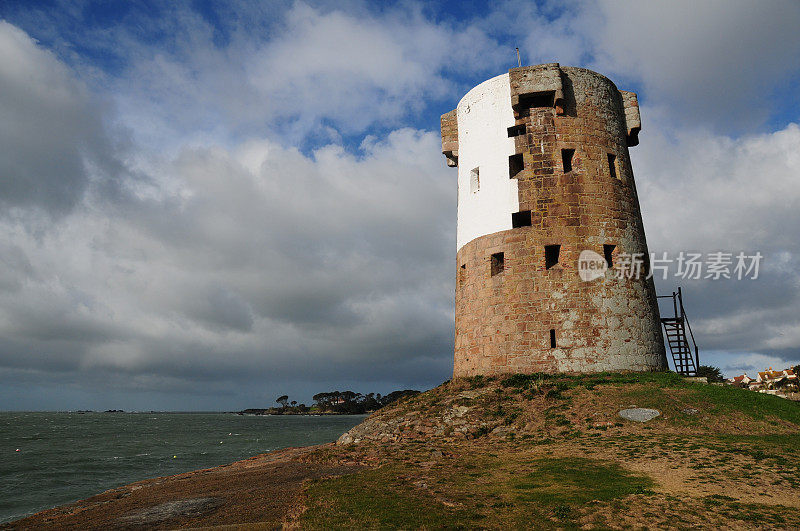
[310,390,419,414]
[238,389,419,415]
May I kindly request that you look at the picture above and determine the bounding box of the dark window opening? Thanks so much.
[545,245,560,270]
[520,91,555,109]
[603,244,615,268]
[490,252,504,276]
[550,329,556,348]
[509,153,524,179]
[561,149,574,173]
[512,210,532,228]
[608,153,618,180]
[507,124,525,137]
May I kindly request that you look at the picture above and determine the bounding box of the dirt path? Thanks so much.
[3,445,362,530]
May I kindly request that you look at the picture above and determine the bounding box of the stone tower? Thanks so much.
[441,64,667,377]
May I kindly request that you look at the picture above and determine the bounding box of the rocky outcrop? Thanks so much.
[337,387,501,445]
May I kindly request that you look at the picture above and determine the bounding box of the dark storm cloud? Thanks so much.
[0,21,125,216]
[0,123,456,402]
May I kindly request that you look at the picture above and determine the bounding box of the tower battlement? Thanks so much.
[442,64,666,377]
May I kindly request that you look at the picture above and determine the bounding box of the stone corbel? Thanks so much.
[441,110,459,167]
[620,91,641,147]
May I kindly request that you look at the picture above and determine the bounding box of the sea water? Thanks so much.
[0,412,365,523]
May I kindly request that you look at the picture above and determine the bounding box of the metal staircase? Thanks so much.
[657,287,699,376]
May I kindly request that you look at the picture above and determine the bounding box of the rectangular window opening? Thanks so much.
[545,244,560,270]
[603,244,615,268]
[507,124,526,137]
[511,210,532,228]
[509,153,524,179]
[469,167,480,193]
[520,91,555,109]
[550,329,556,349]
[608,153,618,180]
[490,252,504,277]
[561,148,574,173]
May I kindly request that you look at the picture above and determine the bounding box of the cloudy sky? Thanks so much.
[1,0,799,411]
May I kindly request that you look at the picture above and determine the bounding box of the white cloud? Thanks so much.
[592,0,800,129]
[634,116,800,362]
[489,0,800,130]
[637,119,800,253]
[105,2,506,151]
[485,0,595,68]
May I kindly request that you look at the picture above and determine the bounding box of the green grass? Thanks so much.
[514,457,655,508]
[301,454,657,529]
[300,372,800,528]
[684,382,800,425]
[301,465,481,529]
[500,370,800,426]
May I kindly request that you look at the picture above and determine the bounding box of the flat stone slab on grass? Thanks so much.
[683,377,708,384]
[619,408,660,422]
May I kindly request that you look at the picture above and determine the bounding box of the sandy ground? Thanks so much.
[2,445,359,530]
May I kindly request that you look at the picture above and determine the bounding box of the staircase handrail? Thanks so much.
[676,287,700,371]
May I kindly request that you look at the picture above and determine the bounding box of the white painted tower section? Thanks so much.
[456,73,519,251]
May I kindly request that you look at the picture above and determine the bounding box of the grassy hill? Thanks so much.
[298,372,800,529]
[10,371,799,529]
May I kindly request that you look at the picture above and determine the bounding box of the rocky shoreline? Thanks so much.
[2,445,359,530]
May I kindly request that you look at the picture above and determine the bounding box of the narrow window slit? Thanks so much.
[608,153,618,180]
[550,329,556,348]
[490,252,504,277]
[603,244,615,268]
[561,149,574,173]
[509,154,524,179]
[545,245,560,270]
[470,167,480,193]
[512,210,532,228]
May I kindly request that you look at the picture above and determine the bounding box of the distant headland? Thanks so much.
[237,389,420,416]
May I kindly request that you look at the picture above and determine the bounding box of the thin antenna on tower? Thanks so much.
[516,47,522,67]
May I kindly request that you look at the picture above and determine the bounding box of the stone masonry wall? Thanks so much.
[440,110,458,167]
[446,65,667,377]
